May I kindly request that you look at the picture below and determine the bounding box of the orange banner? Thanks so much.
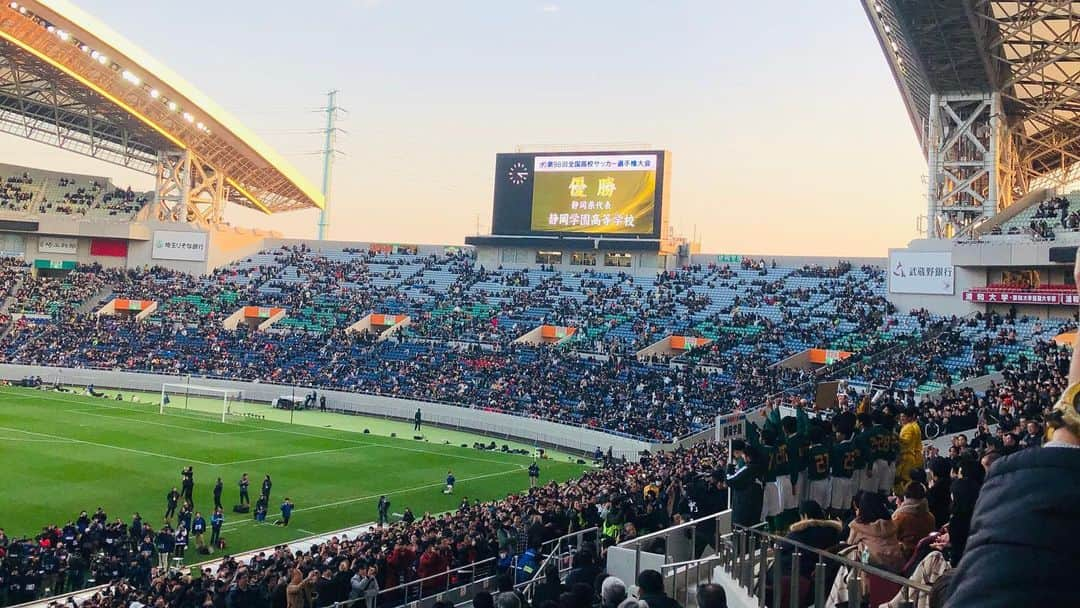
[113,299,152,311]
[671,336,709,350]
[371,314,407,326]
[243,306,283,319]
[540,325,576,339]
[808,348,853,364]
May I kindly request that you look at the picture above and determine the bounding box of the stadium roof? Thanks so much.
[865,0,1080,188]
[0,0,323,214]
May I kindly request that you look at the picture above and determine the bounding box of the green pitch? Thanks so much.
[0,386,588,560]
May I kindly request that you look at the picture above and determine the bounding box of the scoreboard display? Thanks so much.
[491,150,669,238]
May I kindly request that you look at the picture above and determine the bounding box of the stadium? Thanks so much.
[0,1,1077,608]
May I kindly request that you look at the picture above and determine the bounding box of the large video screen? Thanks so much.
[491,151,667,238]
[530,154,656,234]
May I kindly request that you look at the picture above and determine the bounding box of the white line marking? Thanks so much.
[0,425,214,466]
[0,436,77,444]
[213,444,376,466]
[0,390,270,438]
[248,423,533,466]
[219,467,520,531]
[62,408,257,437]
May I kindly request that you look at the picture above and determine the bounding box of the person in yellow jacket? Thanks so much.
[894,407,924,495]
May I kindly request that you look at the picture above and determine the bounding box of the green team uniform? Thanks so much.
[830,439,861,479]
[868,425,892,462]
[806,444,831,481]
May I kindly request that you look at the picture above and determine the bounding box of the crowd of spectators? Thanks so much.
[7,266,109,317]
[0,249,1067,441]
[10,440,732,608]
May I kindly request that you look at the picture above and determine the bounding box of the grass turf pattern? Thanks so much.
[0,387,588,559]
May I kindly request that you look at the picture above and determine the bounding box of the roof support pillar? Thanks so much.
[925,92,1012,238]
[154,149,227,225]
[155,149,190,223]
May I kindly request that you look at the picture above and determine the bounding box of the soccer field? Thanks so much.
[0,386,589,559]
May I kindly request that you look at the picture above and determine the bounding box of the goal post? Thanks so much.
[160,383,246,423]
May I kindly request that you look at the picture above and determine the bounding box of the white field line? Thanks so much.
[63,407,261,437]
[219,467,521,531]
[0,436,77,444]
[246,422,535,467]
[0,390,262,436]
[1,388,536,468]
[214,444,377,466]
[0,425,215,466]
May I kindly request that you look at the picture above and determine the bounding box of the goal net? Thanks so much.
[160,383,250,423]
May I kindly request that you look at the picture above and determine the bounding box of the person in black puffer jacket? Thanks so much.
[944,380,1080,608]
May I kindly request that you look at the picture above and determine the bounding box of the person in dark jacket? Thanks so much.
[944,378,1080,608]
[925,457,951,530]
[636,569,682,608]
[531,564,564,607]
[563,548,601,591]
[779,501,841,578]
[727,440,764,529]
[945,462,980,566]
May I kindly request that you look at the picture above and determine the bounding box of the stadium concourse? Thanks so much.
[0,243,1078,607]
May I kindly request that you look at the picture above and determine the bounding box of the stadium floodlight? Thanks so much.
[8,3,17,10]
[97,54,107,65]
[122,70,140,85]
[183,112,194,123]
[149,88,160,99]
[168,101,178,112]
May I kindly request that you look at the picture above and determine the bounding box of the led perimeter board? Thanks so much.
[491,150,670,238]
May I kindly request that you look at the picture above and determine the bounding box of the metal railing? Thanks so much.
[341,527,598,608]
[688,525,933,608]
[612,509,733,587]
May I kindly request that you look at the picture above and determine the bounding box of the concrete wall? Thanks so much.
[0,364,651,458]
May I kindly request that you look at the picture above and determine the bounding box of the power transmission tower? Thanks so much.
[317,90,346,240]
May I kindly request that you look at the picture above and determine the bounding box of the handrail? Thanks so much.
[617,509,730,549]
[736,525,932,593]
[365,526,598,608]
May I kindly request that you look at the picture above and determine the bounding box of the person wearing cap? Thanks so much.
[943,253,1080,608]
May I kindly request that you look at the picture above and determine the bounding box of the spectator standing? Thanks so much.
[894,408,924,495]
[377,495,390,526]
[238,473,250,506]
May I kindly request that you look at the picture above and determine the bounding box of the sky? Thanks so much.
[10,0,928,256]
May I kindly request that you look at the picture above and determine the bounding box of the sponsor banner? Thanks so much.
[33,259,76,270]
[38,236,78,255]
[0,232,25,256]
[90,238,128,257]
[717,254,741,264]
[963,289,1079,305]
[889,251,954,295]
[152,231,207,261]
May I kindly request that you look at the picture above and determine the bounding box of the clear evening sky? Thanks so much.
[10,0,926,256]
